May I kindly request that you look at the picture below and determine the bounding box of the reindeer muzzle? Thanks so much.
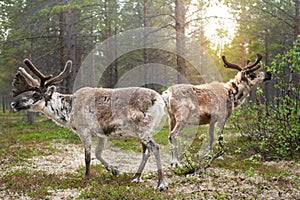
[11,97,30,111]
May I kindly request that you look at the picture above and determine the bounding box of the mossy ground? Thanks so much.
[0,112,299,199]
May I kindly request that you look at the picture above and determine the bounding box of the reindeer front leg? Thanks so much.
[205,120,225,168]
[215,120,226,158]
[201,120,216,163]
[207,119,225,154]
[206,120,216,157]
[85,145,92,179]
[78,133,92,179]
[95,136,120,177]
[169,120,185,167]
[132,143,150,183]
[207,119,226,156]
[147,140,168,190]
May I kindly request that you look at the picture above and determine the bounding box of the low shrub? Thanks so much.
[232,38,300,160]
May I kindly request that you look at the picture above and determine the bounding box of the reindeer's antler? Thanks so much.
[44,60,72,87]
[18,67,40,87]
[24,59,72,89]
[222,53,263,72]
[222,56,243,71]
[244,53,262,72]
[12,68,39,97]
[12,59,72,97]
[23,59,53,87]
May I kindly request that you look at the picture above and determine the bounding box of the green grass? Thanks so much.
[109,124,171,153]
[0,112,177,199]
[1,170,65,199]
[110,137,142,152]
[1,112,299,199]
[77,165,177,199]
[1,165,177,199]
[0,113,80,167]
[109,124,208,154]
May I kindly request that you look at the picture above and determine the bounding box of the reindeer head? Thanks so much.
[11,59,72,111]
[222,53,271,87]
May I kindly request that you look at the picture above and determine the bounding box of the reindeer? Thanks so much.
[162,54,272,167]
[11,59,168,190]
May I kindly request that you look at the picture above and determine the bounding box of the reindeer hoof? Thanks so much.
[132,177,142,183]
[157,179,168,191]
[217,155,224,160]
[108,166,120,177]
[170,161,181,168]
[203,152,213,160]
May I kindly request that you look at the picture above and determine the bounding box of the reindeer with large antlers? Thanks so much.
[162,54,272,167]
[11,59,168,190]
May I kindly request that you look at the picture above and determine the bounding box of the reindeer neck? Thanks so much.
[227,78,251,108]
[42,92,73,126]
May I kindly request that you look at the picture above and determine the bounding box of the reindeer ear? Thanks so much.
[45,86,56,97]
[237,71,246,82]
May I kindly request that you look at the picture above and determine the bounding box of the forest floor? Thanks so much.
[0,113,299,199]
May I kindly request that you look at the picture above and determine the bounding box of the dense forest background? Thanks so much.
[0,0,299,112]
[0,2,299,198]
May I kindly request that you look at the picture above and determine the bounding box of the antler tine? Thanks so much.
[45,60,72,87]
[19,67,40,87]
[12,69,39,97]
[222,55,243,71]
[244,53,263,70]
[23,59,53,86]
[245,64,261,73]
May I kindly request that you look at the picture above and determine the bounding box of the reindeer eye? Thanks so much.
[249,73,257,80]
[32,92,42,101]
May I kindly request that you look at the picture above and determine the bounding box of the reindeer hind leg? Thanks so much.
[147,139,168,190]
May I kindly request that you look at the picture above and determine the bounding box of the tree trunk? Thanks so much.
[264,28,273,101]
[27,112,34,125]
[65,8,76,93]
[2,95,6,113]
[293,0,300,93]
[103,0,118,88]
[59,11,65,76]
[27,43,34,124]
[104,0,112,88]
[64,6,80,93]
[143,0,149,87]
[294,0,299,41]
[175,0,186,83]
[113,26,118,87]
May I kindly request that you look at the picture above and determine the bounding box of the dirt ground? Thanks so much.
[1,141,299,199]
